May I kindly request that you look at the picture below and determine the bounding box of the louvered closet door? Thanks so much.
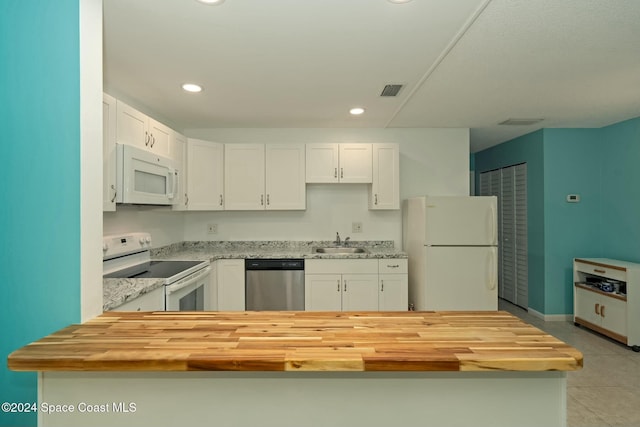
[480,165,528,308]
[501,166,516,304]
[514,164,528,308]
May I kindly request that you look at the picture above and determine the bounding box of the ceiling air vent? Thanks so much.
[499,118,544,126]
[380,84,403,97]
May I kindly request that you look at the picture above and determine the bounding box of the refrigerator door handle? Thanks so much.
[487,248,497,290]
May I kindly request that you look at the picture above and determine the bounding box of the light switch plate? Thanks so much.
[207,223,218,234]
[352,222,363,233]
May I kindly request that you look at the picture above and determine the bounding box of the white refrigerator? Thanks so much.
[403,196,498,311]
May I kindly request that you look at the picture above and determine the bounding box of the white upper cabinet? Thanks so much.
[171,132,188,211]
[224,143,306,211]
[116,100,170,157]
[305,143,372,183]
[305,143,340,183]
[265,144,306,210]
[224,144,266,210]
[369,143,400,210]
[339,143,372,183]
[102,93,117,212]
[186,139,224,211]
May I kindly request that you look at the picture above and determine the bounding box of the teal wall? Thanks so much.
[0,2,81,427]
[542,129,602,314]
[599,117,640,262]
[474,130,546,313]
[474,122,640,316]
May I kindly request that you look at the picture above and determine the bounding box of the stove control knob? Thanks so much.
[102,243,108,252]
[145,236,151,244]
[139,237,146,245]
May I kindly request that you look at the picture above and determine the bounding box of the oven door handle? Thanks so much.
[165,266,211,295]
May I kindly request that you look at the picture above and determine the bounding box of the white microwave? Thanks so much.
[116,143,177,205]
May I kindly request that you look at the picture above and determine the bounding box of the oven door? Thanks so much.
[165,267,211,311]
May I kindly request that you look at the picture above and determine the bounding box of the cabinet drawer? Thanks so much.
[378,259,408,274]
[575,260,627,282]
[305,259,378,274]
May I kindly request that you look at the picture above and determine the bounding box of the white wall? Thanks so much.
[104,128,469,248]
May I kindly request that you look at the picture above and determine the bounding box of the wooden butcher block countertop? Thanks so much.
[8,311,583,372]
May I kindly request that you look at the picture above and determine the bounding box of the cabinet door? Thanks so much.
[102,93,117,211]
[265,144,306,210]
[187,139,224,210]
[600,296,627,337]
[339,144,372,183]
[370,143,399,210]
[305,143,339,183]
[111,287,165,312]
[574,286,602,326]
[216,260,245,311]
[379,274,408,311]
[224,144,265,210]
[341,274,379,311]
[116,100,149,150]
[305,274,342,311]
[148,118,171,157]
[171,132,188,211]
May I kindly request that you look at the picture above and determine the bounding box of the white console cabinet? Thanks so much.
[574,258,640,351]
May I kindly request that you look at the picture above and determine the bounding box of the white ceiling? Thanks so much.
[103,0,640,152]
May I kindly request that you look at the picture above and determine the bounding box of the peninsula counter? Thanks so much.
[8,311,582,427]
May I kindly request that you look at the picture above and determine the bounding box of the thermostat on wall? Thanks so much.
[567,194,580,203]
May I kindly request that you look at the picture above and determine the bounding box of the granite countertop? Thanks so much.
[103,240,407,311]
[8,311,583,373]
[151,240,407,261]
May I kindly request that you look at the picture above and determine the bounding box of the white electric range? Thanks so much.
[103,232,211,311]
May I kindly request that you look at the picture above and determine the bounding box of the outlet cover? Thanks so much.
[352,222,363,233]
[207,223,218,234]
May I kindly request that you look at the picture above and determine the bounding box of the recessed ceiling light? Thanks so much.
[196,0,225,4]
[182,83,203,93]
[388,0,412,3]
[349,107,366,115]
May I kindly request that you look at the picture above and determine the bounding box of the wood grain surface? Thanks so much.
[7,311,583,372]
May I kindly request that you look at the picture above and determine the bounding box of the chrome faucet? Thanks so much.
[344,237,351,246]
[335,232,341,246]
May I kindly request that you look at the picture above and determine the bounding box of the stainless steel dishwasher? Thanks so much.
[245,259,305,310]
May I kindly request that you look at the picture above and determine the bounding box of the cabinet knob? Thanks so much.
[219,194,223,206]
[110,184,117,203]
[145,131,150,146]
[344,280,347,292]
[375,194,378,205]
[341,168,344,179]
[595,303,600,315]
[600,305,606,318]
[334,168,337,178]
[337,280,340,292]
[381,280,384,292]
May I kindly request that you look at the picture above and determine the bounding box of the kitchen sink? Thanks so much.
[313,247,368,254]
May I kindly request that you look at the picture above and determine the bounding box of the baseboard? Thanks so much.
[527,307,573,322]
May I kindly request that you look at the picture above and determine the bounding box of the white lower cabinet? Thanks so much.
[110,287,165,312]
[216,259,245,311]
[305,259,407,311]
[378,259,408,311]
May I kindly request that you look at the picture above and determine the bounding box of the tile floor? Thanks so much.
[500,300,640,427]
